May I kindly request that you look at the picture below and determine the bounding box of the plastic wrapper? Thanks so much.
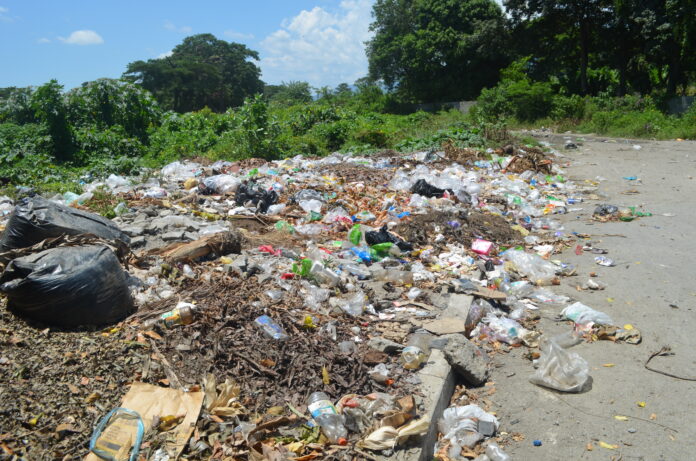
[561,302,613,326]
[502,249,557,285]
[0,245,134,326]
[0,196,130,253]
[529,338,590,393]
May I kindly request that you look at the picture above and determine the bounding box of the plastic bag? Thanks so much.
[561,302,613,326]
[234,181,278,213]
[0,245,134,327]
[529,338,590,392]
[161,161,201,180]
[502,249,557,285]
[0,197,130,253]
[438,405,499,449]
[199,175,240,195]
[365,225,413,252]
[410,179,449,198]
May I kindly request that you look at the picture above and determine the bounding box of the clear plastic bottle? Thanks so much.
[310,262,340,287]
[254,315,289,341]
[400,333,431,370]
[307,392,348,445]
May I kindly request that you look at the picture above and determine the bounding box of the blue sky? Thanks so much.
[0,0,376,90]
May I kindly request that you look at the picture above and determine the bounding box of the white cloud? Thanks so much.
[157,50,173,59]
[58,30,104,45]
[260,0,374,87]
[0,5,13,22]
[164,20,192,34]
[224,30,254,41]
[37,37,51,44]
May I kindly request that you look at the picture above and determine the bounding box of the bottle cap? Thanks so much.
[337,437,348,446]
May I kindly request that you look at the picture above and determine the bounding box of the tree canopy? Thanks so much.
[366,0,510,103]
[123,34,263,113]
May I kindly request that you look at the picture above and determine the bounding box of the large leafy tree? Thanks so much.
[505,0,612,95]
[123,34,263,113]
[367,0,510,102]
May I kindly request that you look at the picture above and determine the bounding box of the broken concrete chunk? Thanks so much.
[441,334,490,386]
[422,317,467,335]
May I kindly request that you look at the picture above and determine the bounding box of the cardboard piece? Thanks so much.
[85,382,204,461]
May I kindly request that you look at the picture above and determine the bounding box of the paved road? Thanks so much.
[489,135,696,460]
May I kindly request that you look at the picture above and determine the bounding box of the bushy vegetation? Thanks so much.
[0,78,487,193]
[473,59,696,139]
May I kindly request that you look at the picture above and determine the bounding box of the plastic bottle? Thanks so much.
[310,262,340,287]
[307,392,348,445]
[144,302,196,329]
[400,333,431,370]
[254,315,289,341]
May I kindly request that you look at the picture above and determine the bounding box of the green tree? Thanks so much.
[265,81,313,106]
[123,34,263,112]
[65,78,162,141]
[29,80,74,161]
[505,0,612,95]
[367,0,510,102]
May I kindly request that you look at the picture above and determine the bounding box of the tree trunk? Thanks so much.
[579,21,589,95]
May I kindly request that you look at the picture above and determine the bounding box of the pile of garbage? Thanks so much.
[0,146,650,460]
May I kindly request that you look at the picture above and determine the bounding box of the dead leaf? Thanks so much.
[322,366,330,385]
[68,384,80,394]
[260,358,276,368]
[598,441,618,450]
[363,349,388,364]
[84,393,101,404]
[80,377,89,386]
[586,443,593,451]
[143,330,163,341]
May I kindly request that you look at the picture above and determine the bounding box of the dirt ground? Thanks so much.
[488,134,696,460]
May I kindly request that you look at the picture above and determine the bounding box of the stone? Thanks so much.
[121,225,145,237]
[367,336,404,354]
[130,236,146,248]
[441,333,490,386]
[162,231,186,241]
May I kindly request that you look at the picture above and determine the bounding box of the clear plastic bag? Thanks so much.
[561,302,613,326]
[502,249,557,285]
[438,405,499,449]
[529,338,590,393]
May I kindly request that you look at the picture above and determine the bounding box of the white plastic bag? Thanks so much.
[529,338,589,392]
[561,302,613,326]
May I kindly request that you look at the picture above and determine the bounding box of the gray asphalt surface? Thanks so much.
[488,134,696,460]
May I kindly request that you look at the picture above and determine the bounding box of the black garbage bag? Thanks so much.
[365,225,414,252]
[410,179,451,198]
[0,197,130,252]
[235,181,278,213]
[0,245,135,327]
